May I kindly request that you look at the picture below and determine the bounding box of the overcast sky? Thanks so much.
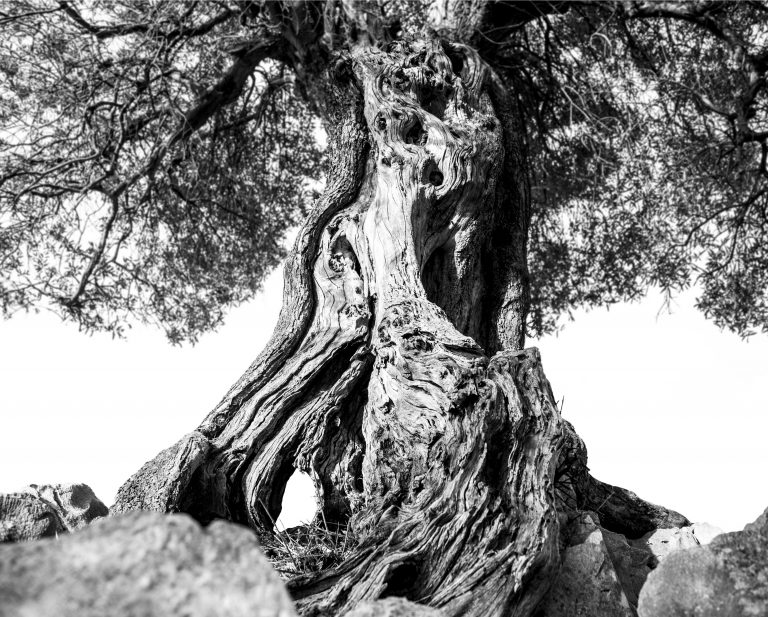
[1,263,766,532]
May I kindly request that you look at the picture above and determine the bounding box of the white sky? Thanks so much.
[0,264,766,532]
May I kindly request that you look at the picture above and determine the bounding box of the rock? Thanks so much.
[24,483,108,531]
[0,493,62,542]
[635,526,694,564]
[344,598,443,616]
[600,526,655,608]
[1,483,108,543]
[537,512,641,617]
[111,431,211,515]
[0,511,298,617]
[584,478,690,539]
[743,505,768,533]
[690,522,723,545]
[632,522,723,566]
[638,508,768,616]
[637,546,738,616]
[537,511,726,617]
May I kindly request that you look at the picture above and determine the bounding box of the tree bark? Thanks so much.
[113,29,687,617]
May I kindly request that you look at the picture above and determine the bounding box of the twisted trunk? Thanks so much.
[113,30,687,617]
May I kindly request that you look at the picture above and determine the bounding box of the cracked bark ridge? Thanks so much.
[113,74,373,527]
[345,597,442,616]
[287,43,562,616]
[291,347,563,617]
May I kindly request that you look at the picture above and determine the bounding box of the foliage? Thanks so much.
[0,1,322,342]
[2,1,768,341]
[498,2,768,337]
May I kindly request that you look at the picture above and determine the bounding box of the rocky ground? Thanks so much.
[0,483,765,616]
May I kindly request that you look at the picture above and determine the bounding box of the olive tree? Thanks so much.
[2,1,767,615]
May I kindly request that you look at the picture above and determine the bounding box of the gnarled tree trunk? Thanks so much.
[113,19,687,617]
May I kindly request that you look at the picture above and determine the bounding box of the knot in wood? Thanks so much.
[400,330,436,353]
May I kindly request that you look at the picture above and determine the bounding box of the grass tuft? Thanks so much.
[258,500,357,578]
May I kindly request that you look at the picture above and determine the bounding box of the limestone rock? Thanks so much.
[111,431,211,515]
[690,522,723,545]
[537,513,641,617]
[0,511,297,617]
[743,505,768,533]
[632,522,723,566]
[584,478,690,538]
[344,598,443,616]
[538,511,726,617]
[24,483,108,531]
[601,526,655,608]
[0,493,62,542]
[638,508,768,616]
[1,483,108,543]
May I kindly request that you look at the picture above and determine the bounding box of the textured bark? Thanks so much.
[114,25,686,617]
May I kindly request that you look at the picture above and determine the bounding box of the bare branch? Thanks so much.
[64,194,119,309]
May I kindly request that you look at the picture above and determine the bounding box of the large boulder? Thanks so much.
[0,511,297,617]
[631,522,723,566]
[600,525,656,608]
[111,431,211,515]
[536,512,721,617]
[0,493,62,542]
[639,507,768,616]
[537,512,647,617]
[24,483,108,531]
[583,478,691,539]
[0,483,107,542]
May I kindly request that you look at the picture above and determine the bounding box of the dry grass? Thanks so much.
[258,506,357,578]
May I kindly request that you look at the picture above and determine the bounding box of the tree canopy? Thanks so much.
[2,0,767,342]
[0,1,321,341]
[516,1,768,338]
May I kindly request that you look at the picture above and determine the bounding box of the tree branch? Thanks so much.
[64,194,119,309]
[110,38,281,198]
[57,1,236,41]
